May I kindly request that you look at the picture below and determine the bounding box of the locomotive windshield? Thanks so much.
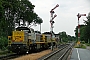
[16,27,31,33]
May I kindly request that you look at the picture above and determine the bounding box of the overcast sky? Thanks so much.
[29,0,90,36]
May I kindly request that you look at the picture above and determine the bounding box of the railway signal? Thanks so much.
[50,4,59,11]
[77,13,86,43]
[50,4,59,51]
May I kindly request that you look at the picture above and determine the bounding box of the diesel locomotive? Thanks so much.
[8,27,58,53]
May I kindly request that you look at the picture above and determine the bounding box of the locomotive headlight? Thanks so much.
[26,51,28,54]
[18,47,20,48]
[17,45,19,46]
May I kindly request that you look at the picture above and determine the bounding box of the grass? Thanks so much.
[85,43,90,46]
[74,44,86,49]
[0,49,10,55]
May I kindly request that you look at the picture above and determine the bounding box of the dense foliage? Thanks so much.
[58,31,76,42]
[84,12,90,43]
[74,25,86,41]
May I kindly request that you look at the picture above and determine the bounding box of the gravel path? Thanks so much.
[12,49,52,60]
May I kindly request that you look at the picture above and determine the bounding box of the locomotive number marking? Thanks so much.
[15,36,22,41]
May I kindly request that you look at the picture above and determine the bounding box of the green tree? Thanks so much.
[59,31,68,42]
[0,0,43,37]
[80,25,87,42]
[74,25,86,41]
[74,25,78,40]
[59,31,76,43]
[0,0,7,36]
[0,36,8,49]
[84,12,90,43]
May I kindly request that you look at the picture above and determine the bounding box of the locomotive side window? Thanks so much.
[45,36,47,42]
[16,27,32,33]
[9,38,11,40]
[8,36,12,40]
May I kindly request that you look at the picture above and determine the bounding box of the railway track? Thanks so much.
[0,53,24,60]
[38,42,74,60]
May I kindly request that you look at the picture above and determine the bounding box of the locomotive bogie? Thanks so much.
[8,44,28,54]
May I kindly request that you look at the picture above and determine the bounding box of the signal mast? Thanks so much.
[50,4,59,50]
[77,13,86,44]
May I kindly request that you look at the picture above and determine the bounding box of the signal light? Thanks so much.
[77,13,86,18]
[50,10,55,13]
[52,21,55,23]
[56,4,59,7]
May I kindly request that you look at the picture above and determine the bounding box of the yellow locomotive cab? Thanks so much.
[12,31,24,42]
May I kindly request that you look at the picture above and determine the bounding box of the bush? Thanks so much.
[81,41,85,44]
[80,44,86,49]
[86,43,90,46]
[74,44,86,49]
[0,36,8,50]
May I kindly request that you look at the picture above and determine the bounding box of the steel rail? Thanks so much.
[58,44,73,60]
[40,43,74,60]
[42,44,69,60]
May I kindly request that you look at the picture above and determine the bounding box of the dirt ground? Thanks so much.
[12,49,52,60]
